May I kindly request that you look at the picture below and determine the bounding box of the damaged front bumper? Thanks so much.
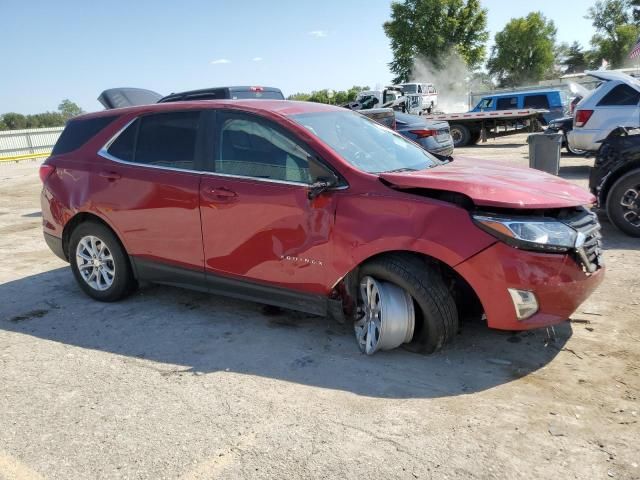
[455,242,605,331]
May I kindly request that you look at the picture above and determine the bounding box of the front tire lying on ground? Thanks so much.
[69,221,136,301]
[354,253,458,355]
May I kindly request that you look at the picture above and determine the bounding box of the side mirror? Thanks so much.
[308,158,340,200]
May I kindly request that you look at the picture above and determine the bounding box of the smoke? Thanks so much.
[409,52,481,113]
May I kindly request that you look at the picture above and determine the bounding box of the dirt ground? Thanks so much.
[0,134,638,480]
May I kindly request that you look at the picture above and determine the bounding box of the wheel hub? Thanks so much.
[76,235,115,291]
[621,187,640,227]
[354,276,415,355]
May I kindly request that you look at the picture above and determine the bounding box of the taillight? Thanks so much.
[39,164,56,183]
[409,129,437,138]
[249,86,264,92]
[574,110,593,128]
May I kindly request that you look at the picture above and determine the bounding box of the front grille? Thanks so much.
[563,209,603,273]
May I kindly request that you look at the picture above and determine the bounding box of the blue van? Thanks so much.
[471,89,569,124]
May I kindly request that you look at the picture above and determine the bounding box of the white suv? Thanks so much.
[568,71,640,152]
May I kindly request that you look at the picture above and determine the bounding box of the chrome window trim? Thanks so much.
[96,116,335,188]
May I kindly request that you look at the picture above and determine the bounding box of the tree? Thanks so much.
[561,41,588,74]
[2,113,27,130]
[587,0,640,68]
[287,86,370,104]
[58,99,84,120]
[487,12,557,87]
[383,0,489,84]
[632,0,640,23]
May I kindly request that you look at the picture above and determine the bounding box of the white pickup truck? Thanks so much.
[399,83,438,113]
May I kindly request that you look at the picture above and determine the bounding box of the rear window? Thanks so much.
[523,95,550,109]
[52,115,118,155]
[598,84,640,106]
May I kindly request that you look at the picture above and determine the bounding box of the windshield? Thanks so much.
[291,111,442,173]
[402,84,418,94]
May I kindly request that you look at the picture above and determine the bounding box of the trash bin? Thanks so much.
[527,133,562,175]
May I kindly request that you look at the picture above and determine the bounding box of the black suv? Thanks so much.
[589,127,640,237]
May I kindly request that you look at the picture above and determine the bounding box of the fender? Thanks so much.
[327,192,497,290]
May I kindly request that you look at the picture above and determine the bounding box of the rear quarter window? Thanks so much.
[52,115,118,155]
[597,84,640,106]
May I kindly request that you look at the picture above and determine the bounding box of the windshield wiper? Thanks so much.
[385,167,419,173]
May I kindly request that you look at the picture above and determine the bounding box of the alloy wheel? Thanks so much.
[75,235,115,291]
[620,185,640,229]
[354,276,415,355]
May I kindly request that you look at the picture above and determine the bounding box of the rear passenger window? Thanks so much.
[496,97,518,110]
[216,113,312,183]
[52,115,118,155]
[106,111,200,170]
[598,84,640,106]
[523,95,550,109]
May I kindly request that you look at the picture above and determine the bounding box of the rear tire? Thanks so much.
[606,170,640,237]
[69,221,136,301]
[450,124,471,148]
[357,253,458,354]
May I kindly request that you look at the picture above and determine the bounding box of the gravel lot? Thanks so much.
[1,134,638,480]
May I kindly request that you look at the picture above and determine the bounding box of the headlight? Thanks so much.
[473,214,577,252]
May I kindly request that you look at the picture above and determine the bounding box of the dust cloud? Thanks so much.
[409,52,487,113]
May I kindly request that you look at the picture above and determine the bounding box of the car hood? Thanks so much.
[379,157,595,209]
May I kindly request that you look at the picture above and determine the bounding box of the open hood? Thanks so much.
[98,88,163,110]
[379,157,595,209]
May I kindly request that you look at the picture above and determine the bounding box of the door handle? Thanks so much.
[208,187,237,198]
[203,187,238,203]
[99,171,121,181]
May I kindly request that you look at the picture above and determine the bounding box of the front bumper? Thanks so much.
[455,242,605,331]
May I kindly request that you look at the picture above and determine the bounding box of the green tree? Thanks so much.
[587,0,640,68]
[2,113,28,130]
[487,12,557,87]
[383,0,489,84]
[287,86,370,104]
[561,41,588,74]
[58,99,84,120]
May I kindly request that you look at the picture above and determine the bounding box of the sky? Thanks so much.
[0,0,596,114]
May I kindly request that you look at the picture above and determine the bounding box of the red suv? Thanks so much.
[41,100,604,355]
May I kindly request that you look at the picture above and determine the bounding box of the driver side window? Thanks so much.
[215,112,312,184]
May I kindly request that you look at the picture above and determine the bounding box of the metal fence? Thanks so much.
[0,126,63,161]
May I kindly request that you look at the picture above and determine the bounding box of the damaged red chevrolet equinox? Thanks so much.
[40,100,604,355]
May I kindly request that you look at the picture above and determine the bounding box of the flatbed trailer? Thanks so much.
[424,109,545,147]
